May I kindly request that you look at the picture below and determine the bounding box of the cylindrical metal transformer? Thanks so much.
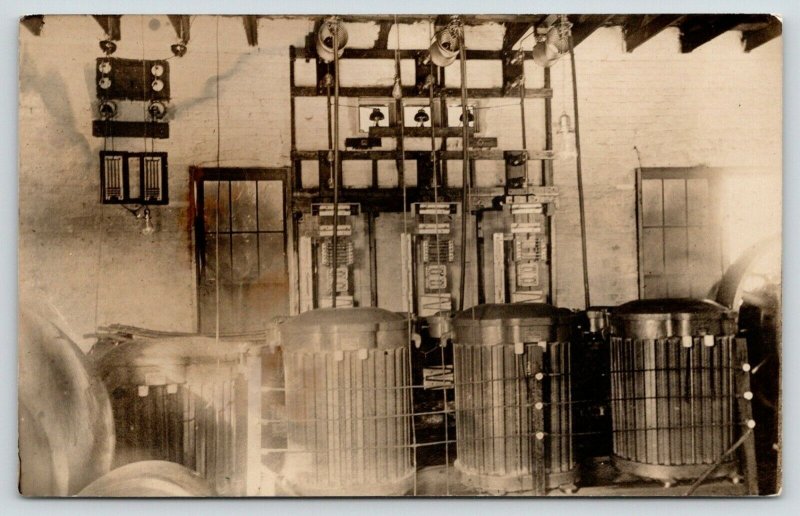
[609,298,739,483]
[279,307,414,496]
[19,307,115,496]
[92,337,252,495]
[451,303,578,493]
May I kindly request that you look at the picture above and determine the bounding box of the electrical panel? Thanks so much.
[491,190,559,304]
[99,151,168,205]
[96,57,170,101]
[298,203,362,311]
[408,202,459,317]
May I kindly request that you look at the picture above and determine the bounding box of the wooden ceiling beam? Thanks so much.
[21,15,45,36]
[243,15,258,47]
[680,14,744,53]
[373,20,393,50]
[93,15,121,41]
[742,16,782,52]
[502,21,534,52]
[568,14,614,47]
[166,15,191,44]
[624,14,685,52]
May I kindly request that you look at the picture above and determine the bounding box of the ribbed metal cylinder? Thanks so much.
[280,308,414,495]
[609,298,739,482]
[451,303,578,493]
[92,337,250,495]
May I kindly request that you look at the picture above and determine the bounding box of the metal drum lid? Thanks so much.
[279,307,408,351]
[610,298,737,339]
[91,337,249,391]
[452,303,574,345]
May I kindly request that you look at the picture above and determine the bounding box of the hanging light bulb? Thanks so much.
[391,75,403,99]
[557,111,577,158]
[141,207,156,235]
[316,17,348,63]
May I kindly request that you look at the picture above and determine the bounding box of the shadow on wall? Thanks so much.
[20,47,92,171]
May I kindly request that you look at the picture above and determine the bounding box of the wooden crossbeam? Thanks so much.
[93,15,121,41]
[166,15,191,44]
[568,14,614,47]
[21,15,45,36]
[624,14,685,52]
[502,21,534,52]
[243,15,258,47]
[373,20,393,50]
[680,14,744,53]
[742,16,782,52]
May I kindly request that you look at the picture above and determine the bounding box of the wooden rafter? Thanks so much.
[93,15,121,41]
[568,14,614,47]
[373,20,393,50]
[166,15,191,44]
[624,14,685,52]
[502,21,534,52]
[680,14,745,53]
[243,15,258,47]
[21,15,45,36]
[742,16,782,52]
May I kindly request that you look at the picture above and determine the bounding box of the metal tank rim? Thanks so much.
[279,307,408,351]
[609,298,737,339]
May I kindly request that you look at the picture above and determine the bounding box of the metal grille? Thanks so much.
[103,155,124,201]
[610,335,738,478]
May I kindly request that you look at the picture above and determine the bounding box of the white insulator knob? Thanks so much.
[743,391,753,400]
[535,372,544,381]
[746,419,756,429]
[535,402,544,410]
[742,363,751,372]
[535,432,545,440]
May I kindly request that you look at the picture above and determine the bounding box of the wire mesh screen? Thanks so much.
[609,335,740,480]
[452,340,576,493]
[280,346,415,496]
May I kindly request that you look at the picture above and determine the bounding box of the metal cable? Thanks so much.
[568,31,591,309]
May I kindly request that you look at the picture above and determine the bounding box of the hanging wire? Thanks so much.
[395,14,420,497]
[331,19,341,308]
[567,17,591,310]
[457,20,469,313]
[214,16,222,343]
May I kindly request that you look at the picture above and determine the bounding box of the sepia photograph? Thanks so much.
[17,12,782,498]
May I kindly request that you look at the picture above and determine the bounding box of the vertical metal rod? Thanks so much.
[568,35,591,309]
[518,49,529,192]
[331,24,341,308]
[458,28,469,312]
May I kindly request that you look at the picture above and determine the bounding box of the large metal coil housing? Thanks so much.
[279,307,414,495]
[451,303,578,493]
[18,307,115,496]
[608,298,742,483]
[91,337,253,495]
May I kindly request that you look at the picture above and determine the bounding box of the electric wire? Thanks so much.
[331,20,341,308]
